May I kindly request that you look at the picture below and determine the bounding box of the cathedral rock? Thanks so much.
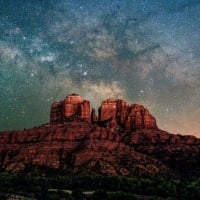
[0,94,200,178]
[50,93,157,130]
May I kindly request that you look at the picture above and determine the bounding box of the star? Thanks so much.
[0,1,200,136]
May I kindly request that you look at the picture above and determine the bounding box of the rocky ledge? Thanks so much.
[0,94,200,178]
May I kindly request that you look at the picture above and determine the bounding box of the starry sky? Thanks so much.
[0,0,200,136]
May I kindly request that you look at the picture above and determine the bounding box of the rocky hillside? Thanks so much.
[0,94,200,178]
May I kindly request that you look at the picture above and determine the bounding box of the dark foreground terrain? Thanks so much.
[0,171,200,200]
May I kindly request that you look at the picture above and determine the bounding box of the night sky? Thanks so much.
[0,0,200,136]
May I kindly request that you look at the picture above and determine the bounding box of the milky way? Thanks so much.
[1,0,200,136]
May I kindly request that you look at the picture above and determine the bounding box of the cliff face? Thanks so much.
[0,94,200,178]
[50,94,90,123]
[98,98,157,130]
[50,94,157,130]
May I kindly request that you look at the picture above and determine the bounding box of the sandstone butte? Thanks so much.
[0,93,200,178]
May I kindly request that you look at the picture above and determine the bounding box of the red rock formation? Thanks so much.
[50,94,90,123]
[50,94,157,130]
[64,94,84,117]
[98,98,157,130]
[50,101,63,123]
[98,99,130,125]
[125,104,157,129]
[78,100,90,121]
[98,98,119,121]
[0,94,200,178]
[91,108,98,123]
